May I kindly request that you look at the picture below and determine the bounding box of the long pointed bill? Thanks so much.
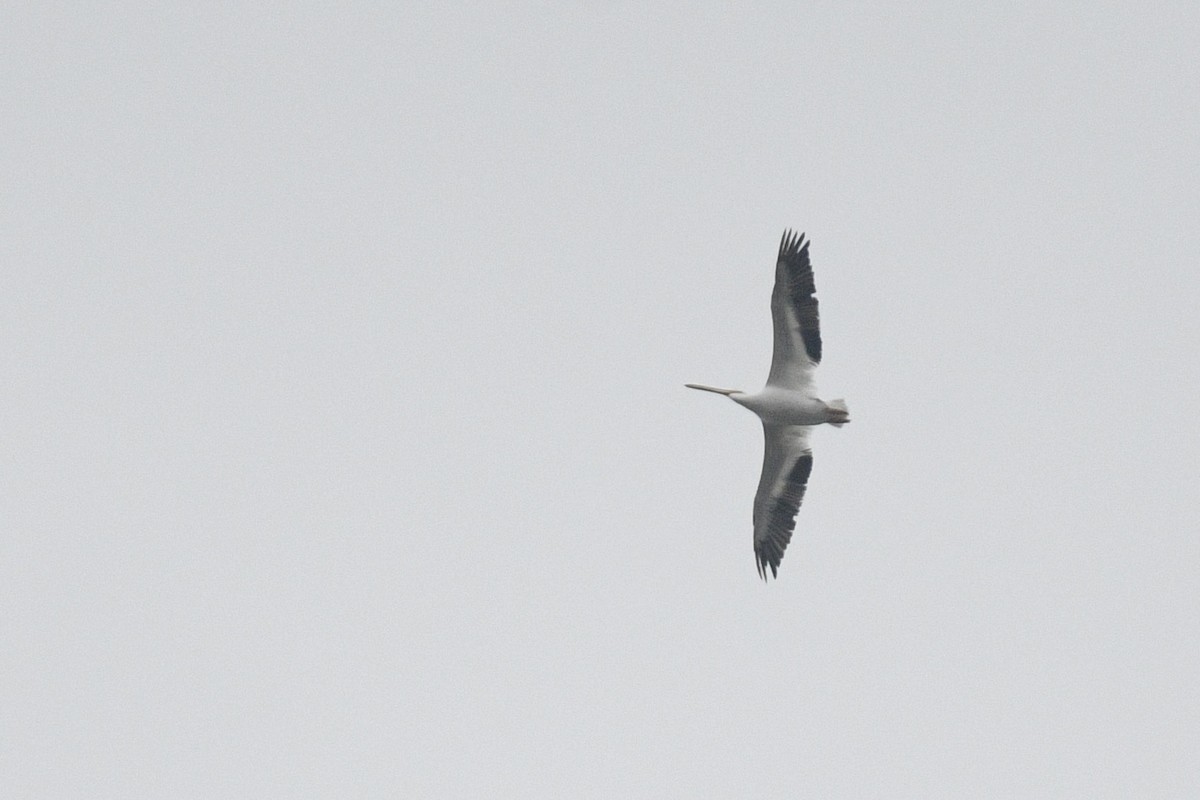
[684,383,742,395]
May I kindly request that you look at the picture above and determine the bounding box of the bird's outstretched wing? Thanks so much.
[766,230,821,391]
[752,423,814,580]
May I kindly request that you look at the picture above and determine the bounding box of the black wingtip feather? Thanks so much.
[778,229,808,258]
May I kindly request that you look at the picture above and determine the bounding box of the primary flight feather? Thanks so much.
[686,230,849,580]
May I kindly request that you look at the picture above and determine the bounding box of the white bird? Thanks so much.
[687,230,849,580]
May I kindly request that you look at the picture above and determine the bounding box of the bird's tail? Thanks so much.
[825,398,850,427]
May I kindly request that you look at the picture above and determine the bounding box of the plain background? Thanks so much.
[4,3,1198,797]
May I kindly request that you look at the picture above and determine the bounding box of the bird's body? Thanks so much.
[732,388,834,426]
[687,230,849,580]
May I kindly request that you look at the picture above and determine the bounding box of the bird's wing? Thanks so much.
[752,423,814,580]
[766,230,821,392]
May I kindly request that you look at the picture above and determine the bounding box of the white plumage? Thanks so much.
[687,230,849,580]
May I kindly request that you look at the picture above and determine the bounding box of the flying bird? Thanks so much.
[687,230,849,580]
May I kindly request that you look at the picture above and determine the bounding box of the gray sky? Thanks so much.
[4,2,1199,797]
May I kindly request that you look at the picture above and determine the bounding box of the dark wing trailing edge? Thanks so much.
[777,229,822,364]
[752,424,814,580]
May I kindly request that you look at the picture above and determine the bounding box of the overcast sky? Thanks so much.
[4,3,1199,797]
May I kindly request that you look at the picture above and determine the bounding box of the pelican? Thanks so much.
[687,230,849,580]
